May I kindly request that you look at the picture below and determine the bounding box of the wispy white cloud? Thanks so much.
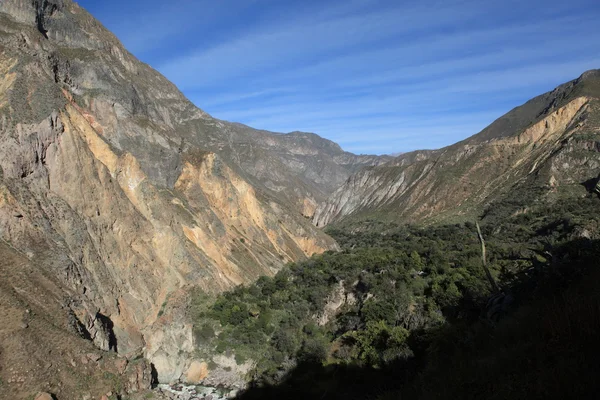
[208,58,600,122]
[157,0,483,89]
[91,0,272,55]
[199,87,294,108]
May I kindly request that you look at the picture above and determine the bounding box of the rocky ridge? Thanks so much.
[314,71,600,226]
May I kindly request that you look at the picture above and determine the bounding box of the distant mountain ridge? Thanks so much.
[207,122,391,217]
[314,70,600,226]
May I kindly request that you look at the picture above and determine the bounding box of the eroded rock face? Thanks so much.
[0,0,374,390]
[315,83,600,226]
[198,355,255,390]
[185,361,209,384]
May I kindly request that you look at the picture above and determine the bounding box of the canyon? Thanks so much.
[0,1,599,399]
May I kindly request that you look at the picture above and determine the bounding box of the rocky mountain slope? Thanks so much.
[205,125,390,218]
[0,0,386,396]
[314,70,600,226]
[0,241,153,400]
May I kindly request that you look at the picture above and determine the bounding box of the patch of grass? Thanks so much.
[102,371,123,393]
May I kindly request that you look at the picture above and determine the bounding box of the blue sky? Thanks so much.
[78,0,600,155]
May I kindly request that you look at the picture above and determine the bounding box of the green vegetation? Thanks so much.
[191,193,600,398]
[157,295,170,318]
[193,222,485,378]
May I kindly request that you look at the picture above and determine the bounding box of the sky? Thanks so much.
[77,0,600,155]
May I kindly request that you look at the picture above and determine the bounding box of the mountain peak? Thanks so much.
[579,69,600,81]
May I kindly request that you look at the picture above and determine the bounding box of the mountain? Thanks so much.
[202,126,390,217]
[314,71,600,227]
[0,1,388,396]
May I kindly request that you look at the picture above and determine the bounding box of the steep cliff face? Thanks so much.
[314,72,600,226]
[0,0,381,392]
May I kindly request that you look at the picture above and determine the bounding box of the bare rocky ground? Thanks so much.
[0,241,154,400]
